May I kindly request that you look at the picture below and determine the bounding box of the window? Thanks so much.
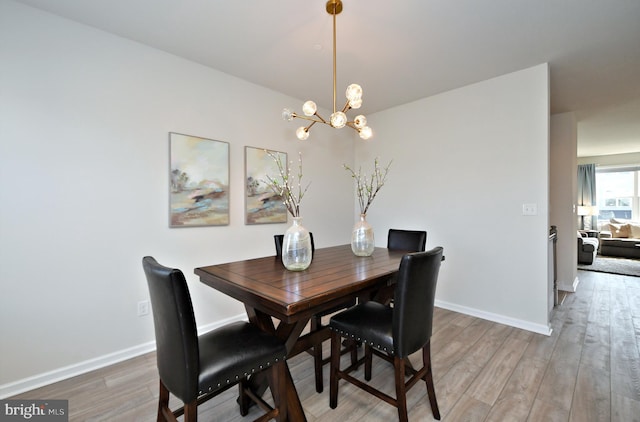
[596,168,639,226]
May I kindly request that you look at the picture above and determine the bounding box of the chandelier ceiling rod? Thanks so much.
[331,0,338,115]
[282,0,373,141]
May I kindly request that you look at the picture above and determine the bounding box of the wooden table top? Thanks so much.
[195,244,406,322]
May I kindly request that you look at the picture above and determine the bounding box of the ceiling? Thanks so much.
[14,0,640,157]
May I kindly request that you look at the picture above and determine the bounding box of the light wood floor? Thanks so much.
[11,270,640,421]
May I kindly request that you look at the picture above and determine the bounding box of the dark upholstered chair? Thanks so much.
[142,256,287,422]
[274,233,315,258]
[577,232,599,264]
[274,234,356,393]
[381,229,428,305]
[387,229,427,252]
[328,247,444,422]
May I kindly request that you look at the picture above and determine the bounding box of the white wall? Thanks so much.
[356,64,551,334]
[0,0,355,394]
[550,113,579,291]
[0,0,553,397]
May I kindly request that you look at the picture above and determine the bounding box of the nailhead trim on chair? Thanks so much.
[330,327,394,355]
[199,355,287,395]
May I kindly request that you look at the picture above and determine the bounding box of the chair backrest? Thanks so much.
[274,232,315,257]
[387,229,427,252]
[142,256,199,402]
[392,247,443,358]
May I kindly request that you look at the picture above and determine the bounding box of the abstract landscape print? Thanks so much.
[169,133,229,227]
[244,146,287,224]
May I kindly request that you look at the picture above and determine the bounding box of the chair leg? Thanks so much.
[364,344,373,381]
[157,379,170,422]
[183,400,197,422]
[422,344,440,420]
[329,331,342,409]
[238,381,250,416]
[394,356,409,422]
[349,339,358,365]
[311,315,324,393]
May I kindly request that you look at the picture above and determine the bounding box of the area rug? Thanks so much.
[578,255,640,277]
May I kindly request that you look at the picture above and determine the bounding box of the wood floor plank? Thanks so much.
[570,362,611,422]
[408,399,441,421]
[457,322,514,371]
[610,276,640,402]
[433,320,513,415]
[467,334,530,406]
[484,356,548,422]
[433,355,483,415]
[533,329,583,411]
[444,393,491,422]
[522,321,562,363]
[431,317,492,373]
[533,274,598,414]
[611,393,640,422]
[587,280,610,324]
[527,397,570,422]
[580,321,610,372]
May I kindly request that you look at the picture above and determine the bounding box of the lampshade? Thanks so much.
[576,206,590,216]
[577,205,599,216]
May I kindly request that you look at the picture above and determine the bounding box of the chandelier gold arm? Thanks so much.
[341,100,351,114]
[291,113,328,125]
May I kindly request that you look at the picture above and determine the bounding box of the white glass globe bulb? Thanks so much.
[330,111,347,128]
[359,126,373,140]
[302,101,317,116]
[349,98,362,109]
[282,108,294,121]
[296,127,309,140]
[353,115,367,129]
[345,84,363,101]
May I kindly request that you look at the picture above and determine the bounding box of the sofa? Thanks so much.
[599,218,640,259]
[578,232,599,264]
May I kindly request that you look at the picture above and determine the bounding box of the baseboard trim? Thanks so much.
[0,314,247,399]
[435,300,552,336]
[558,276,580,293]
[0,342,156,399]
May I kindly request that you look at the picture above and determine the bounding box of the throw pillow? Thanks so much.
[610,223,631,238]
[629,223,640,238]
[611,217,640,225]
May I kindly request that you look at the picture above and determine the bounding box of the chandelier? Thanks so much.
[282,0,373,141]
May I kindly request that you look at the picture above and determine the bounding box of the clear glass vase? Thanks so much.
[282,217,312,271]
[351,213,375,256]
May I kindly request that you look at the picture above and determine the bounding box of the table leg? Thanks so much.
[245,305,308,422]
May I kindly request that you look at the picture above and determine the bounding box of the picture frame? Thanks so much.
[169,132,230,227]
[244,146,288,225]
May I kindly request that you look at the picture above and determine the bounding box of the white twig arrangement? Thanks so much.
[344,158,392,215]
[264,151,310,218]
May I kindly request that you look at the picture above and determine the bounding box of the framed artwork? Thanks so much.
[169,132,229,227]
[244,146,288,224]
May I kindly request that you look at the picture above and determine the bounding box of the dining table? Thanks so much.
[194,244,407,421]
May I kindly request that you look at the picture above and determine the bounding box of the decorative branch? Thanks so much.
[264,151,311,218]
[344,158,392,215]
